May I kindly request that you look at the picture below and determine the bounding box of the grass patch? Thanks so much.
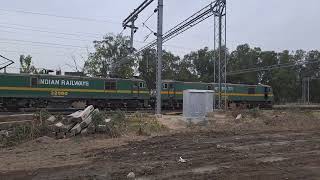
[128,112,168,136]
[91,110,128,138]
[0,109,52,147]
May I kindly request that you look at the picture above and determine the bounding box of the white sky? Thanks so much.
[0,0,319,73]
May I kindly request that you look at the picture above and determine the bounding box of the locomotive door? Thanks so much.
[131,82,140,98]
[168,83,176,98]
[30,76,38,87]
[264,87,269,100]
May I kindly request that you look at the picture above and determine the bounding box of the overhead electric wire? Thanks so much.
[138,1,218,52]
[228,59,320,75]
[0,28,95,42]
[122,0,155,27]
[0,38,87,48]
[0,22,106,37]
[142,7,157,25]
[0,54,14,70]
[1,49,85,57]
[0,40,89,50]
[0,8,121,24]
[111,1,221,68]
[0,24,100,38]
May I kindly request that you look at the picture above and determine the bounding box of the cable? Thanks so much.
[228,59,320,75]
[138,2,217,52]
[0,54,14,70]
[1,49,86,57]
[0,41,86,50]
[0,22,194,50]
[0,22,105,37]
[0,8,121,24]
[142,7,157,25]
[0,38,88,49]
[119,28,125,36]
[0,24,99,38]
[0,28,95,42]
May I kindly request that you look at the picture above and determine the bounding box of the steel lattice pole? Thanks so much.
[213,0,226,110]
[156,0,163,115]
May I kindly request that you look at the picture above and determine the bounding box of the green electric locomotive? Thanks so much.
[160,80,273,109]
[0,73,149,109]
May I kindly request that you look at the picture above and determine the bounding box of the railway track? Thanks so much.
[0,108,182,119]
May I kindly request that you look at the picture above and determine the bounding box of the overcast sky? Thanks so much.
[0,0,319,73]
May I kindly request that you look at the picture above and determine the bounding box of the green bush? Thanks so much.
[0,121,49,147]
[129,112,167,136]
[91,110,128,138]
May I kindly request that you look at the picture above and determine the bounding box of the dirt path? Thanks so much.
[1,129,320,180]
[0,135,146,176]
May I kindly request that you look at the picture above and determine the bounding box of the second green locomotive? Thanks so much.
[161,80,273,109]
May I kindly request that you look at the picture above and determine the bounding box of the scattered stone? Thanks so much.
[236,114,242,120]
[178,157,187,163]
[216,144,227,149]
[46,116,57,124]
[0,130,10,137]
[127,172,135,179]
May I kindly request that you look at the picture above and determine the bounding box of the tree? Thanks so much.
[228,44,261,84]
[175,57,198,82]
[138,48,157,90]
[162,50,180,80]
[183,47,214,82]
[83,34,135,78]
[19,55,37,74]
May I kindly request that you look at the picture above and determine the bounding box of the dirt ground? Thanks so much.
[1,110,320,180]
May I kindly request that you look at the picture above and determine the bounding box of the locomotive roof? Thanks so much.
[0,73,146,82]
[162,79,271,88]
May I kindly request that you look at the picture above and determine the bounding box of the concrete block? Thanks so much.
[63,105,95,124]
[46,116,57,124]
[53,121,77,133]
[70,109,99,136]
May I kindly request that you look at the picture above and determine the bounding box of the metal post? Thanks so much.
[156,0,163,115]
[130,21,135,49]
[224,3,227,110]
[302,78,306,104]
[307,77,310,104]
[213,0,226,110]
[218,14,222,109]
[213,16,216,84]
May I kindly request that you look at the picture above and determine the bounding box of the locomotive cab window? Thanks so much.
[163,83,168,89]
[248,87,255,94]
[31,77,38,87]
[139,82,145,88]
[105,81,116,90]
